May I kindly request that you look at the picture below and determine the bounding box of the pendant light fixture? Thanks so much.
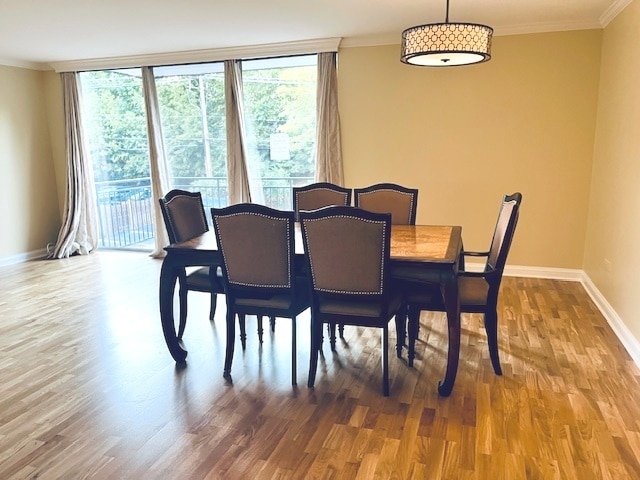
[401,0,493,67]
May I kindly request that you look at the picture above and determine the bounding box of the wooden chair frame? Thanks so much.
[405,192,523,374]
[292,182,352,221]
[159,189,223,338]
[300,206,403,396]
[211,203,309,385]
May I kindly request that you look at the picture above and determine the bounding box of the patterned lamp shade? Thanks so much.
[400,0,493,68]
[401,22,493,67]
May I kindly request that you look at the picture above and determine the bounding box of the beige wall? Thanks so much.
[585,1,640,339]
[0,65,60,260]
[43,71,67,217]
[0,29,606,272]
[338,30,602,268]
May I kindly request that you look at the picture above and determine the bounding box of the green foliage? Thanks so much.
[81,70,150,181]
[80,58,317,186]
[243,65,316,179]
[156,74,227,179]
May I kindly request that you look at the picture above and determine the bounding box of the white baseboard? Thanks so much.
[467,262,584,281]
[504,264,584,281]
[0,248,48,268]
[2,253,639,369]
[472,263,640,369]
[579,273,640,368]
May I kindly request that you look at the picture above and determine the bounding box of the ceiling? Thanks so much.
[0,0,629,70]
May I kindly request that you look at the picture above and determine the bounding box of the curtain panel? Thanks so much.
[142,66,171,257]
[225,60,252,204]
[48,72,99,259]
[315,52,344,185]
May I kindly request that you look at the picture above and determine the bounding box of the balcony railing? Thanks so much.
[94,176,313,249]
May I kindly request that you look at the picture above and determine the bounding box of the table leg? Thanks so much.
[160,256,188,363]
[437,273,460,397]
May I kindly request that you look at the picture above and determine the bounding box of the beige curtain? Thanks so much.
[142,66,171,257]
[315,52,344,185]
[225,60,252,204]
[48,72,98,259]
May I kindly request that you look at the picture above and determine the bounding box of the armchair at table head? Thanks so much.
[158,189,224,338]
[404,192,523,375]
[354,183,418,226]
[300,206,404,396]
[292,182,352,221]
[211,203,310,386]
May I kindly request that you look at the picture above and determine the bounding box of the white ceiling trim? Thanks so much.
[600,0,633,26]
[339,17,609,49]
[493,20,603,37]
[0,57,48,71]
[50,37,341,73]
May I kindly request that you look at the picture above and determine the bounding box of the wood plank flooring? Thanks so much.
[1,251,640,479]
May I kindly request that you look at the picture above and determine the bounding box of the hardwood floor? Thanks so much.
[1,251,640,479]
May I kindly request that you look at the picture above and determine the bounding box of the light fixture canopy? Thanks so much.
[401,0,493,67]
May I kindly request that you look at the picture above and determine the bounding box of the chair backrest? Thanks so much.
[211,203,295,296]
[485,192,523,275]
[292,182,352,221]
[354,183,418,225]
[300,206,391,297]
[159,189,209,244]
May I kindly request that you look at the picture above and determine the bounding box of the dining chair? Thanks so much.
[404,192,523,375]
[211,203,310,385]
[159,189,224,339]
[350,183,419,348]
[292,182,352,221]
[353,183,418,225]
[300,206,404,396]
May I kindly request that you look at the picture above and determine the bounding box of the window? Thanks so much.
[242,55,317,209]
[155,63,228,209]
[79,55,318,249]
[80,69,153,248]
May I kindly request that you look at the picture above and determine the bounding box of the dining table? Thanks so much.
[159,224,463,396]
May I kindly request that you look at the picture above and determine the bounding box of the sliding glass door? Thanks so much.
[79,55,317,250]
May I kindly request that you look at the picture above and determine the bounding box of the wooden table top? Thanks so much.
[167,224,462,266]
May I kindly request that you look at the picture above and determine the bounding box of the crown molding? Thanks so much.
[340,33,400,48]
[9,1,634,73]
[50,37,341,73]
[600,0,633,27]
[0,57,50,71]
[338,20,605,50]
[492,20,602,37]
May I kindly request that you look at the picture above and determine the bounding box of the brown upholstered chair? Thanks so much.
[404,193,523,375]
[211,203,310,385]
[354,183,418,225]
[351,183,419,347]
[159,189,224,339]
[300,206,404,396]
[292,182,352,221]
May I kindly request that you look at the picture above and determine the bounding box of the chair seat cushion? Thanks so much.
[458,276,489,306]
[318,289,403,321]
[401,276,490,308]
[402,281,442,307]
[185,266,224,291]
[236,294,292,310]
[233,275,310,314]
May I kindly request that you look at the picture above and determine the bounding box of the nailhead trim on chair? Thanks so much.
[295,189,350,206]
[165,194,209,243]
[214,211,292,289]
[302,215,386,295]
[358,189,416,225]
